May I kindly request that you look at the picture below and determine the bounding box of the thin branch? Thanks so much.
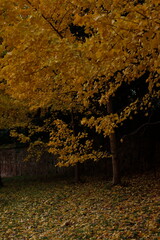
[122,120,160,141]
[58,9,70,28]
[23,66,48,77]
[41,14,63,39]
[26,0,63,39]
[135,10,149,19]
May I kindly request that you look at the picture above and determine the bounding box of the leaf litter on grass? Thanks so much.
[0,172,160,239]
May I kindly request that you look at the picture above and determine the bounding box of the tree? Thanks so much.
[0,0,159,184]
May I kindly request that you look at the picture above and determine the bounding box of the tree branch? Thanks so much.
[42,14,63,39]
[122,120,160,141]
[26,0,63,39]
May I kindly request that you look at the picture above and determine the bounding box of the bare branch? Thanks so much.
[122,120,160,141]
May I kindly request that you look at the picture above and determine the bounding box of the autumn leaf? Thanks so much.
[0,172,160,239]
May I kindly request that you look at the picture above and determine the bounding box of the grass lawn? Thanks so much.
[0,172,160,239]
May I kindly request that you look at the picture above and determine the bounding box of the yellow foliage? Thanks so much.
[0,0,159,165]
[48,119,107,166]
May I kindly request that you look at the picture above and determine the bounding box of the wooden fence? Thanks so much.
[0,133,160,178]
[0,147,68,178]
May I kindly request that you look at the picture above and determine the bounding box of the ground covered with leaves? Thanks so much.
[0,172,160,240]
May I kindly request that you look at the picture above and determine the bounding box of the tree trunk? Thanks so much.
[74,163,80,183]
[71,109,80,183]
[0,161,3,187]
[107,99,121,185]
[109,132,121,185]
[0,175,3,187]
